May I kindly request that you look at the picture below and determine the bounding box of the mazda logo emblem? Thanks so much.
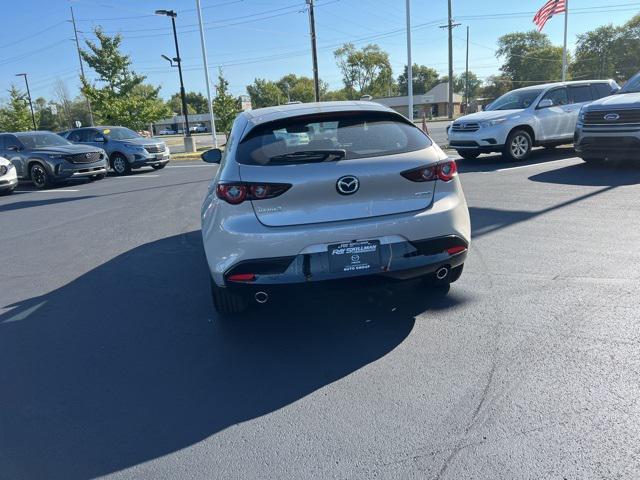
[336,175,359,195]
[604,113,620,121]
[85,153,91,158]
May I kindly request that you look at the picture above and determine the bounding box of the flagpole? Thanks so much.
[562,0,568,81]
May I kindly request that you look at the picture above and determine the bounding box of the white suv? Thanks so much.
[448,80,619,161]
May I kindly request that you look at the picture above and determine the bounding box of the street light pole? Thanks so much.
[156,9,191,138]
[195,0,218,148]
[406,0,413,122]
[16,73,37,130]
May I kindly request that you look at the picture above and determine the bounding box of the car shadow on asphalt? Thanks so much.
[528,160,640,187]
[470,185,617,238]
[0,196,96,213]
[0,231,466,479]
[456,147,576,173]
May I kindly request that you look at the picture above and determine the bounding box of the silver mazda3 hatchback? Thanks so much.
[201,101,470,315]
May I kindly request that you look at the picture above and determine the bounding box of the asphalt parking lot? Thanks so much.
[1,148,640,479]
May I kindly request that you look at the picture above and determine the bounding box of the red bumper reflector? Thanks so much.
[228,273,256,282]
[446,246,467,255]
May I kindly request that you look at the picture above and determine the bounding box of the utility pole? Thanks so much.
[70,6,94,126]
[15,74,37,130]
[406,0,413,121]
[465,26,469,113]
[306,0,320,102]
[562,0,569,81]
[195,0,218,148]
[440,0,460,119]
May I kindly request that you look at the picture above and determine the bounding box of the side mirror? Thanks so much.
[201,148,222,164]
[538,98,554,109]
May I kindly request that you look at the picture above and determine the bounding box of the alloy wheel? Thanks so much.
[113,156,127,174]
[31,165,47,188]
[510,135,529,159]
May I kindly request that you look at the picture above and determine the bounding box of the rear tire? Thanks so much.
[457,150,480,160]
[30,163,51,189]
[111,153,131,176]
[152,164,166,170]
[503,129,532,162]
[211,279,248,316]
[89,173,106,181]
[0,187,15,196]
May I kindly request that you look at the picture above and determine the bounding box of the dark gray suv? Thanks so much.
[61,126,170,175]
[0,131,108,189]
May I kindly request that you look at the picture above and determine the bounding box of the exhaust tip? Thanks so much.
[436,267,449,280]
[254,291,269,304]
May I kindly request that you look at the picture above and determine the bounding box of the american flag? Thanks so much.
[533,0,566,31]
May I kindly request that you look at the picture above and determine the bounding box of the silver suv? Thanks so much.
[61,126,170,175]
[200,101,470,316]
[575,71,640,164]
[448,80,619,161]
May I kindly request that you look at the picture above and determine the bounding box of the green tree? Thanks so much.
[213,70,240,135]
[496,31,565,84]
[322,89,350,101]
[334,43,395,98]
[276,74,327,103]
[454,72,482,101]
[34,97,60,131]
[0,85,33,132]
[398,64,440,95]
[572,15,640,82]
[246,78,285,108]
[480,76,513,102]
[167,91,208,115]
[80,27,169,130]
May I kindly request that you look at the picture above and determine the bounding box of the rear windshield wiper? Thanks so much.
[269,149,346,164]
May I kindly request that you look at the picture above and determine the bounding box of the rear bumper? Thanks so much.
[203,179,471,287]
[222,247,468,296]
[223,236,468,286]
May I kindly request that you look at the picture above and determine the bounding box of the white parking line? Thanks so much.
[491,158,579,173]
[112,174,160,178]
[38,189,80,193]
[166,165,211,168]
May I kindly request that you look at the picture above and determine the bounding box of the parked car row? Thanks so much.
[0,126,170,194]
[448,79,621,162]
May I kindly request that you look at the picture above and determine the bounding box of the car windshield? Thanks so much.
[486,88,545,111]
[104,127,141,140]
[620,73,640,94]
[236,111,432,166]
[15,132,71,149]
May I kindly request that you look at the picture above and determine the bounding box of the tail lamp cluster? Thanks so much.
[216,182,291,204]
[401,159,458,183]
[216,160,457,204]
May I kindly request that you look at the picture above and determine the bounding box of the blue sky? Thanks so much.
[2,0,639,102]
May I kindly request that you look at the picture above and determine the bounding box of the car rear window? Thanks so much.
[236,111,431,166]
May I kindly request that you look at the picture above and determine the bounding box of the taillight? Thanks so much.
[216,182,291,204]
[401,160,458,183]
